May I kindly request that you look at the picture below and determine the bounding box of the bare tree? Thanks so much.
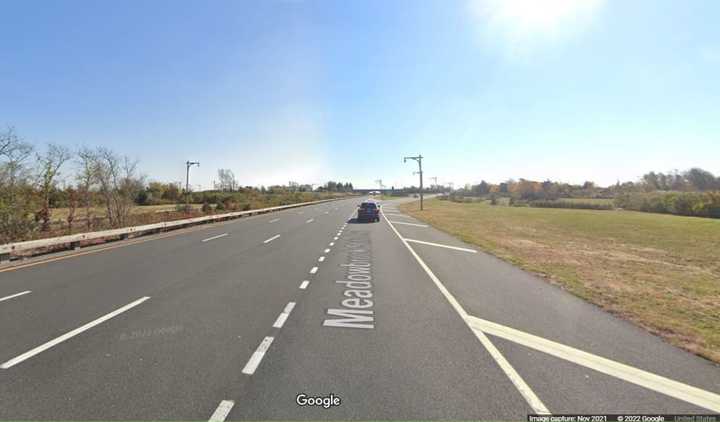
[35,144,71,231]
[93,148,144,228]
[0,127,36,242]
[216,169,237,192]
[76,147,98,230]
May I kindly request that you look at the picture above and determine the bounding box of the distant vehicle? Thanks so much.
[357,201,380,223]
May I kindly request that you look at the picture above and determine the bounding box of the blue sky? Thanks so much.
[2,0,718,189]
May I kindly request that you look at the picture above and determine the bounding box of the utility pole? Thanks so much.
[185,161,200,207]
[403,154,424,210]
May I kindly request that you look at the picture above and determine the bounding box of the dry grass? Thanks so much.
[400,198,720,363]
[49,204,202,222]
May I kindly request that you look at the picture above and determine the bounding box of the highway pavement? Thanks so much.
[0,196,719,420]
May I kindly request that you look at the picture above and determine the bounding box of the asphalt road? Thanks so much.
[0,196,719,420]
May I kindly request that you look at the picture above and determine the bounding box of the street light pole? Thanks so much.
[403,155,424,210]
[185,161,200,207]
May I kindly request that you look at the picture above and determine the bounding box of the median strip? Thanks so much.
[1,296,150,369]
[0,290,31,303]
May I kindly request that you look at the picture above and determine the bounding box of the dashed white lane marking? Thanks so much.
[208,400,235,422]
[263,234,280,244]
[202,233,229,242]
[306,218,314,223]
[333,236,339,240]
[310,266,318,274]
[298,211,304,215]
[1,296,151,369]
[0,290,31,303]
[241,336,274,375]
[382,215,549,414]
[405,238,477,253]
[467,315,720,412]
[324,211,329,214]
[318,256,325,262]
[329,242,335,246]
[268,218,280,223]
[388,221,428,227]
[299,280,309,289]
[272,302,296,328]
[324,248,331,253]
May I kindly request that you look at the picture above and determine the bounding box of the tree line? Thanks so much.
[0,127,356,243]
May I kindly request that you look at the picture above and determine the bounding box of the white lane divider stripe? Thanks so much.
[242,336,274,375]
[324,248,331,253]
[272,302,296,328]
[382,216,549,414]
[309,266,318,274]
[202,233,228,242]
[329,242,335,246]
[0,290,31,303]
[268,218,280,223]
[467,315,720,412]
[306,218,314,223]
[318,256,325,262]
[299,280,309,289]
[263,234,280,244]
[405,238,477,253]
[1,296,150,369]
[388,221,428,227]
[208,400,235,422]
[333,237,339,241]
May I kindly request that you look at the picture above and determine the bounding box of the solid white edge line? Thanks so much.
[0,290,31,303]
[381,214,550,414]
[405,238,477,253]
[310,266,318,274]
[242,336,274,375]
[202,233,228,242]
[263,234,280,244]
[1,296,151,369]
[467,315,720,412]
[388,221,428,227]
[299,280,309,289]
[208,400,235,422]
[268,218,280,223]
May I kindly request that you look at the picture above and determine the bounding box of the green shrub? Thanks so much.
[614,191,720,218]
[529,200,613,210]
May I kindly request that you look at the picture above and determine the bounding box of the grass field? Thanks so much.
[399,198,720,362]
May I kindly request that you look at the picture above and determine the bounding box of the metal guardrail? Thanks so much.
[0,197,345,262]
